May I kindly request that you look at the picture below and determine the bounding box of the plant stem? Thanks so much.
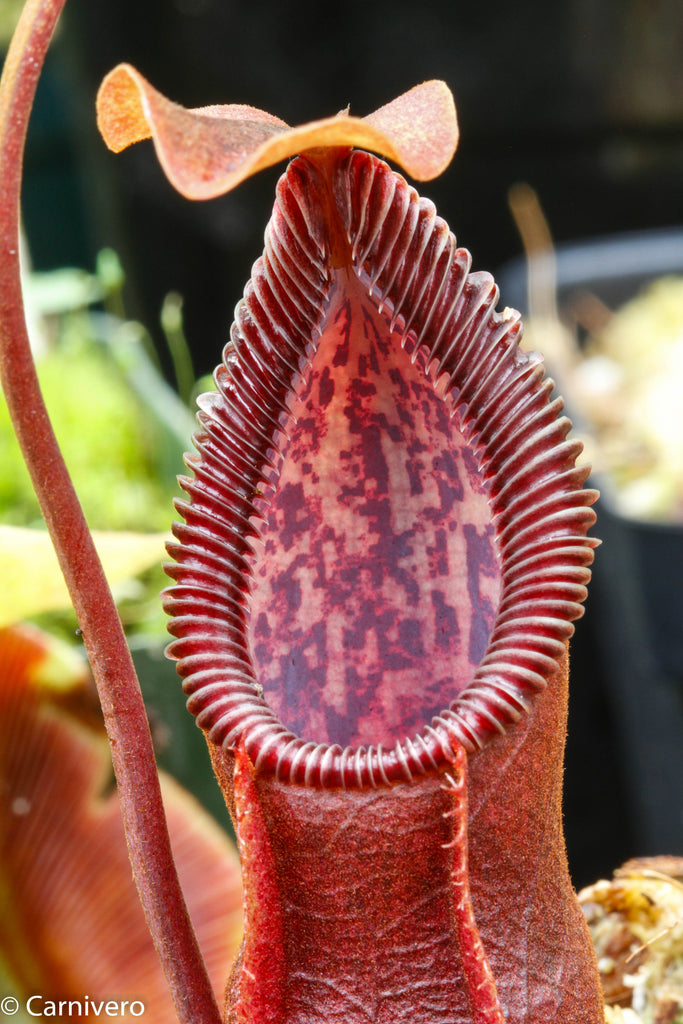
[0,3,221,1021]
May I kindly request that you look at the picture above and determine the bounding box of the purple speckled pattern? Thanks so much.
[250,279,500,749]
[163,148,598,787]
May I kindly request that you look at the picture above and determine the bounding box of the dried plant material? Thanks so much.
[616,859,683,883]
[579,862,683,1024]
[508,182,581,383]
[605,1008,647,1024]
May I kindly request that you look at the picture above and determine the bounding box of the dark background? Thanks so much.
[23,0,683,378]
[12,0,683,888]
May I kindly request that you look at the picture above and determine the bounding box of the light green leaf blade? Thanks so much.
[0,525,170,627]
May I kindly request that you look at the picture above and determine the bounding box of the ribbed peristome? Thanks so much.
[163,148,598,789]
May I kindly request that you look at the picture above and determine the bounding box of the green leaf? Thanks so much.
[0,525,170,627]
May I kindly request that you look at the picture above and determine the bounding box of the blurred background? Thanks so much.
[2,0,682,890]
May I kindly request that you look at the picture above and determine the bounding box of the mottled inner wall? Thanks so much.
[248,273,501,749]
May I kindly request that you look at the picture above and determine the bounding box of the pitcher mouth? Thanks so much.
[163,149,598,790]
